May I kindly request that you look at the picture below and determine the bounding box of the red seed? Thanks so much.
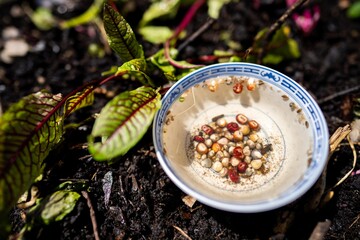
[201,125,214,135]
[232,147,245,160]
[228,168,239,182]
[226,122,239,132]
[248,120,260,130]
[193,135,205,142]
[237,162,248,173]
[236,114,248,124]
[233,83,243,94]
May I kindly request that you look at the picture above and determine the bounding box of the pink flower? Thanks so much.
[286,1,321,35]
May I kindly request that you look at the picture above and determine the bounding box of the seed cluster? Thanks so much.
[192,114,271,183]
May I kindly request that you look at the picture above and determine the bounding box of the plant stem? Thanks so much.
[164,0,206,68]
[256,0,308,64]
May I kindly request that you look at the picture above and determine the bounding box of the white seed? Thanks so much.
[210,134,220,142]
[251,159,263,170]
[242,168,253,177]
[212,161,223,172]
[224,131,234,140]
[196,142,208,154]
[230,157,240,167]
[236,142,244,148]
[249,133,259,142]
[244,156,252,164]
[216,118,227,127]
[205,139,213,147]
[228,142,236,147]
[243,146,251,156]
[219,167,228,177]
[257,138,263,144]
[256,143,263,150]
[233,130,243,141]
[208,150,215,158]
[223,150,230,158]
[201,154,207,160]
[216,151,224,159]
[201,158,212,168]
[246,139,255,149]
[218,137,229,145]
[221,157,230,167]
[228,146,235,154]
[251,149,262,159]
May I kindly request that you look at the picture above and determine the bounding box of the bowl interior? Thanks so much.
[153,63,328,212]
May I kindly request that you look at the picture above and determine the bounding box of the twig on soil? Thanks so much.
[308,220,331,240]
[177,18,216,52]
[173,225,192,240]
[330,135,357,189]
[256,0,308,64]
[349,214,360,229]
[81,191,100,240]
[317,85,360,104]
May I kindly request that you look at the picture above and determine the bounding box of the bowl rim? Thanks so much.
[152,62,329,213]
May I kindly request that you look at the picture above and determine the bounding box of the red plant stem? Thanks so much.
[172,0,206,40]
[164,0,206,68]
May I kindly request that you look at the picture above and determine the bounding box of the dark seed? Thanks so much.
[193,135,205,142]
[228,168,239,182]
[201,124,214,135]
[232,147,245,160]
[226,122,239,132]
[237,162,248,173]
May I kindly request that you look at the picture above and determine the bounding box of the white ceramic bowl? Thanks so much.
[153,63,328,213]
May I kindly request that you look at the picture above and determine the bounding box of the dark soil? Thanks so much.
[1,0,360,239]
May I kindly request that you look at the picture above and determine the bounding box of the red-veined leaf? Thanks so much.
[103,3,144,62]
[88,86,161,162]
[116,58,155,87]
[0,91,63,219]
[64,85,95,117]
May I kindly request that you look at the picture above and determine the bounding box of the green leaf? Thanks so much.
[207,0,231,19]
[139,0,181,27]
[64,85,95,117]
[116,58,155,87]
[0,91,63,223]
[30,7,56,31]
[40,190,80,225]
[88,87,161,162]
[252,25,301,64]
[60,0,105,29]
[138,26,173,44]
[103,3,144,62]
[347,1,360,19]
